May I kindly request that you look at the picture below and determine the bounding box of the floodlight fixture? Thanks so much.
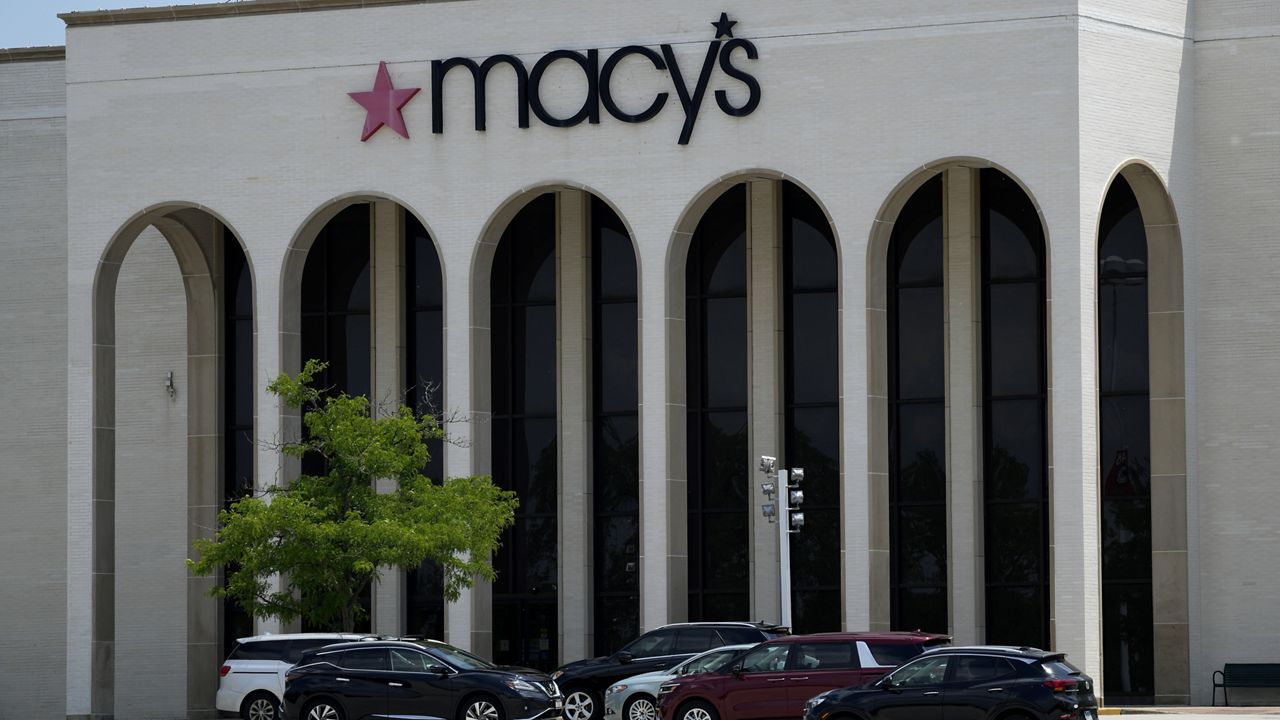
[759,455,777,474]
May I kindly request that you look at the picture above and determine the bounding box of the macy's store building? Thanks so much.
[1,0,1278,717]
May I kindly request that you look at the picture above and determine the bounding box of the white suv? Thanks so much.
[216,633,371,720]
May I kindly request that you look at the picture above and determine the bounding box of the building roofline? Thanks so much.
[0,46,66,62]
[59,0,463,30]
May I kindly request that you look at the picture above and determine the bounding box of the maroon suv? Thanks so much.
[655,631,950,720]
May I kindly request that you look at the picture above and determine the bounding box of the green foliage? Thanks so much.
[189,359,518,631]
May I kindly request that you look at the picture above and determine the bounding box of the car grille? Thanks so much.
[536,681,562,698]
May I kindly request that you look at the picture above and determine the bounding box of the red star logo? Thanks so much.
[349,61,421,141]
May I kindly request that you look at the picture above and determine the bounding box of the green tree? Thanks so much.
[189,360,518,632]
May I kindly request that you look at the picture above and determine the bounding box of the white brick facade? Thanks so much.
[0,1,1278,716]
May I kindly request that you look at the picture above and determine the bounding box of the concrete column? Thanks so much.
[557,190,592,662]
[1049,199,1102,683]
[455,223,489,655]
[371,201,406,636]
[643,220,679,629]
[943,168,981,644]
[746,180,784,624]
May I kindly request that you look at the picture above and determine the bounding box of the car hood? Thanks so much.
[616,670,673,687]
[490,665,556,682]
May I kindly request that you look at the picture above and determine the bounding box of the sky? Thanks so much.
[0,0,209,49]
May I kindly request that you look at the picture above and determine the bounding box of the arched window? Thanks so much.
[887,173,948,633]
[299,203,373,633]
[686,184,750,620]
[490,194,559,668]
[981,169,1049,648]
[592,197,640,653]
[1098,176,1153,700]
[222,228,254,656]
[405,212,446,640]
[783,182,842,632]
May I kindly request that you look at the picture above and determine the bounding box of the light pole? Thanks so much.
[759,455,805,628]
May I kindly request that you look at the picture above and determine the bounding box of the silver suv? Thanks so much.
[216,633,371,720]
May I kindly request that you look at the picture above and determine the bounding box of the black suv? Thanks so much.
[552,622,788,720]
[283,639,562,720]
[802,645,1099,720]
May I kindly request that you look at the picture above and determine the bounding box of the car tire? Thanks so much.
[563,687,600,720]
[460,694,505,720]
[241,691,279,720]
[623,694,657,720]
[302,698,345,720]
[677,700,718,720]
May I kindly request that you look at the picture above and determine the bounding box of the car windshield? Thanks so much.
[420,641,495,671]
[676,648,739,676]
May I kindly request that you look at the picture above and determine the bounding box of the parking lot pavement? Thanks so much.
[1103,709,1280,717]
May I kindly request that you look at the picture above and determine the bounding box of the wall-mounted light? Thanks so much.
[164,371,176,400]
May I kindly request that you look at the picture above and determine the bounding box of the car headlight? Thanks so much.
[506,678,539,692]
[551,670,564,680]
[657,683,675,695]
[804,691,832,714]
[606,685,627,696]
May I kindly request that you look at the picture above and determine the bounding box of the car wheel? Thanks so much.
[678,700,718,720]
[303,699,345,720]
[461,694,505,720]
[563,688,599,720]
[623,694,657,720]
[241,691,279,720]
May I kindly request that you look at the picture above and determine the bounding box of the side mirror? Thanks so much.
[617,652,633,664]
[427,664,450,675]
[731,664,744,678]
[881,678,901,693]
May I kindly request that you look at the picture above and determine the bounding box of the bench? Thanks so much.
[1212,663,1280,706]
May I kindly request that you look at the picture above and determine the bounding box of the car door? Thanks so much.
[939,655,1018,720]
[721,643,793,720]
[866,655,949,720]
[385,647,457,720]
[335,648,391,720]
[785,641,862,716]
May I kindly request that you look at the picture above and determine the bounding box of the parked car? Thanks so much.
[801,645,1099,720]
[217,633,373,720]
[605,645,754,720]
[282,638,563,720]
[655,631,950,720]
[554,622,789,720]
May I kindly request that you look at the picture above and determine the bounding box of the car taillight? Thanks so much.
[219,665,231,678]
[1043,679,1078,692]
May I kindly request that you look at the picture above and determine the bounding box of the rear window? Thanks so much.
[1041,660,1082,677]
[716,628,767,644]
[861,642,923,668]
[228,640,290,661]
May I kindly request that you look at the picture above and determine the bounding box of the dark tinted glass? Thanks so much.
[699,412,749,510]
[596,595,640,656]
[1098,177,1153,701]
[893,175,944,285]
[793,587,841,634]
[888,174,947,635]
[491,193,558,669]
[787,406,840,506]
[785,182,838,292]
[695,186,747,296]
[230,640,289,661]
[222,231,255,658]
[702,297,747,408]
[596,513,638,589]
[595,416,639,514]
[675,629,719,653]
[895,287,945,400]
[985,283,1041,396]
[701,512,750,589]
[790,506,840,588]
[787,291,839,404]
[596,303,638,414]
[341,648,388,670]
[408,215,443,308]
[950,656,1015,683]
[986,399,1044,500]
[741,644,791,672]
[982,168,1048,650]
[626,629,677,658]
[865,641,925,667]
[595,199,637,301]
[793,642,857,669]
[717,628,766,644]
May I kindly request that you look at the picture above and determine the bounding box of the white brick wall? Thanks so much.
[0,57,67,720]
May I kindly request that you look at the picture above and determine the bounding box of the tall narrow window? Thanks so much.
[782,182,841,632]
[1098,176,1153,700]
[592,198,639,654]
[887,174,948,633]
[222,229,254,655]
[405,212,446,639]
[686,185,750,620]
[981,169,1049,647]
[491,194,559,669]
[299,203,372,632]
